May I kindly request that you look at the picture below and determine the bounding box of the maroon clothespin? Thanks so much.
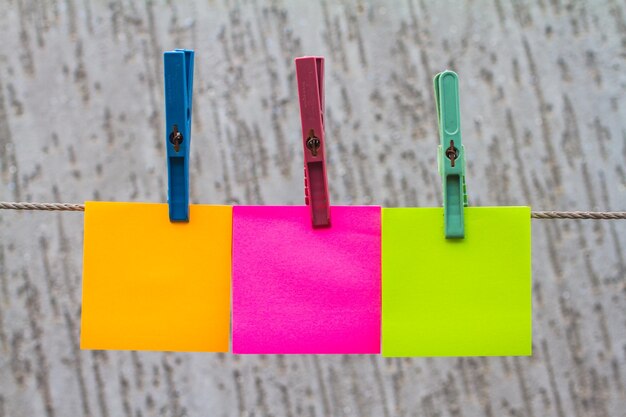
[295,56,331,228]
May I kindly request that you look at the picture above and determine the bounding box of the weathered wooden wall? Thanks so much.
[0,0,625,416]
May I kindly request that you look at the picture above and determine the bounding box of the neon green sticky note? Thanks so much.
[382,207,531,357]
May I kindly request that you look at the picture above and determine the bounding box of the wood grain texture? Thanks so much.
[0,0,625,416]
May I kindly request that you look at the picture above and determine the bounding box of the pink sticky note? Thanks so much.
[232,206,381,354]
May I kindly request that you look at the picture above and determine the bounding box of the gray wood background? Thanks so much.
[0,0,625,416]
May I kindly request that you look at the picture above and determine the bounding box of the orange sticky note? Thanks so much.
[80,202,232,352]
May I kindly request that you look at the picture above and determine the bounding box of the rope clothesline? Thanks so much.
[0,202,85,212]
[0,202,624,219]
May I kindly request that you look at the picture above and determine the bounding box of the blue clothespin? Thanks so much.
[164,49,194,222]
[434,70,467,238]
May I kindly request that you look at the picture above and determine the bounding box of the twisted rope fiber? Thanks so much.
[530,211,626,219]
[0,202,85,211]
[0,202,625,219]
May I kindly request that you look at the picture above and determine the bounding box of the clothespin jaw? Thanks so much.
[164,49,194,222]
[295,56,331,228]
[434,70,467,238]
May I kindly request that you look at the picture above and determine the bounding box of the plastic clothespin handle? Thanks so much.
[434,70,467,238]
[295,56,331,228]
[164,49,194,222]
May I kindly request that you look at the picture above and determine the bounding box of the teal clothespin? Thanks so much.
[434,70,467,239]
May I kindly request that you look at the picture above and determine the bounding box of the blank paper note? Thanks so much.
[382,207,531,357]
[232,206,381,354]
[81,202,232,352]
